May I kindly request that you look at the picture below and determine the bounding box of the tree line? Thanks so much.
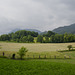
[0,30,38,43]
[0,30,75,43]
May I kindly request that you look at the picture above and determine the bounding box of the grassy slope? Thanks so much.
[0,58,75,75]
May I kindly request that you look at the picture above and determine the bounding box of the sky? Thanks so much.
[0,0,75,34]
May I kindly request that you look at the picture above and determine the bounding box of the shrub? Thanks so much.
[17,47,28,59]
[67,45,72,51]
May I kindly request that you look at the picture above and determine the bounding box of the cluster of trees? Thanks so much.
[0,30,38,43]
[0,30,75,43]
[50,33,75,43]
[43,31,55,37]
[37,33,75,43]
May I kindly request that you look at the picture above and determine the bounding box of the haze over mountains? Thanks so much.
[53,23,75,34]
[10,23,75,35]
[11,29,42,34]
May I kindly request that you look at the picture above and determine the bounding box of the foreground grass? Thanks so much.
[0,58,75,75]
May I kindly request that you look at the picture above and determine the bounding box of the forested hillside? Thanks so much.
[53,23,75,34]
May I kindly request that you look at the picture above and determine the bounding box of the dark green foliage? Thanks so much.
[15,30,38,38]
[43,31,55,37]
[21,36,28,43]
[67,45,72,51]
[0,58,75,75]
[0,34,10,41]
[0,30,37,43]
[37,35,43,43]
[21,35,34,43]
[27,35,34,42]
[50,34,64,43]
[50,33,75,43]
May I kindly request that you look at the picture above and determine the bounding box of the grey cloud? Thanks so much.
[0,0,75,34]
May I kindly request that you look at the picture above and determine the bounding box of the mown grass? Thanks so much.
[0,58,75,75]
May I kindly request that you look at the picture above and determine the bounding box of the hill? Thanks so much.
[11,28,42,34]
[53,23,75,34]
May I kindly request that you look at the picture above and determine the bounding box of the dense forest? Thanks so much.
[0,30,75,43]
[0,30,38,43]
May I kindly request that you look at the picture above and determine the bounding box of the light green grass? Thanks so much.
[0,42,75,52]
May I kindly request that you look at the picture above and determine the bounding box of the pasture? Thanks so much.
[0,42,75,59]
[0,42,75,75]
[0,42,75,52]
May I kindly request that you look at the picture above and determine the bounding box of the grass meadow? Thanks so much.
[0,42,75,75]
[0,42,75,52]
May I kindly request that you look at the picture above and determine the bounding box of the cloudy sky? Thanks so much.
[0,0,75,34]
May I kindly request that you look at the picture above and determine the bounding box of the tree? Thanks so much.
[44,36,49,43]
[17,47,28,59]
[37,35,43,43]
[67,45,72,51]
[0,34,10,41]
[50,35,55,43]
[43,31,55,37]
[22,36,28,43]
[27,35,34,42]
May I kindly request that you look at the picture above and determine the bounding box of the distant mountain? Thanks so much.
[53,23,75,34]
[40,31,47,35]
[11,28,42,34]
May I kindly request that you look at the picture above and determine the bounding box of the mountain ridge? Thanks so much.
[53,23,75,34]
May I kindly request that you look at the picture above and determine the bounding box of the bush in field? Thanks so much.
[17,47,28,59]
[67,45,72,51]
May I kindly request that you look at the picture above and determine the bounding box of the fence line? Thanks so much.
[0,52,71,59]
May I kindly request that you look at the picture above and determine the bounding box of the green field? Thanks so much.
[0,42,75,75]
[0,58,75,75]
